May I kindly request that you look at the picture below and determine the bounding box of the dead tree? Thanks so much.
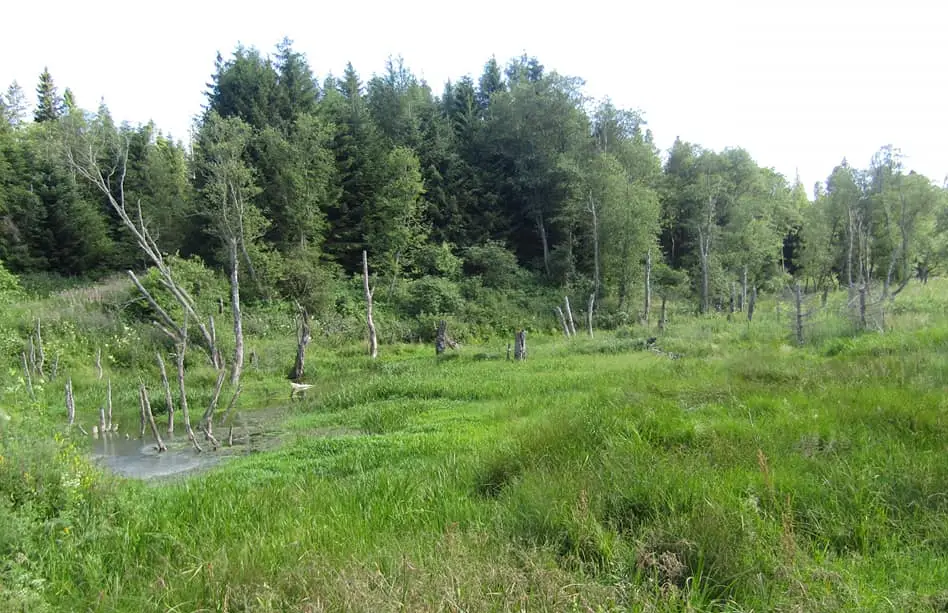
[514,330,527,361]
[587,293,595,338]
[436,320,447,355]
[98,408,106,438]
[156,352,175,435]
[290,304,311,381]
[33,319,45,379]
[740,266,748,312]
[644,248,652,327]
[201,370,227,438]
[228,238,244,387]
[564,297,577,336]
[587,192,601,300]
[65,379,75,426]
[363,250,378,359]
[106,379,113,432]
[139,384,167,453]
[64,130,221,367]
[794,282,805,345]
[698,170,716,314]
[21,353,34,402]
[659,296,668,332]
[220,385,243,427]
[95,347,103,380]
[175,319,202,452]
[555,306,570,337]
[748,287,757,322]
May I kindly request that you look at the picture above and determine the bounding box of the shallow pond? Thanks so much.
[90,434,227,480]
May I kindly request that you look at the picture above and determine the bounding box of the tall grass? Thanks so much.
[2,280,948,611]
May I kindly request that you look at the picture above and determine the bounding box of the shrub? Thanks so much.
[464,241,524,289]
[403,276,463,317]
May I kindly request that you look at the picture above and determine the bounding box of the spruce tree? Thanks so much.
[34,68,63,123]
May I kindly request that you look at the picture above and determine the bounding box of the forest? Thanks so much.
[2,39,945,322]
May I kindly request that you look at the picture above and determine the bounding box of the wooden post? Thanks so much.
[587,293,595,338]
[555,306,570,337]
[156,352,175,435]
[65,379,75,426]
[363,250,378,359]
[564,297,577,336]
[794,282,804,345]
[514,330,527,361]
[140,384,167,453]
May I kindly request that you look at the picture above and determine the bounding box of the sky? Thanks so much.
[3,0,945,195]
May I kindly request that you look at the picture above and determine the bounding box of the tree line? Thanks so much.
[1,38,946,317]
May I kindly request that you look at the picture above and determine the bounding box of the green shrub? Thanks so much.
[403,276,463,317]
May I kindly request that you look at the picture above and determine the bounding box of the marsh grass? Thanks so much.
[2,280,948,611]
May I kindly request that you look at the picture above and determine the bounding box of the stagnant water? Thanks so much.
[90,434,226,480]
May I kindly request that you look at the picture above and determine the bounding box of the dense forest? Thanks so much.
[2,39,946,322]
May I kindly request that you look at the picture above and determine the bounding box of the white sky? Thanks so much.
[3,0,946,194]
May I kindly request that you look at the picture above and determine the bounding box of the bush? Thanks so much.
[403,276,463,317]
[0,259,23,303]
[464,241,524,289]
[413,241,462,280]
[123,255,227,325]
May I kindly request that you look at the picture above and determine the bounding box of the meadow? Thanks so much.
[2,278,947,612]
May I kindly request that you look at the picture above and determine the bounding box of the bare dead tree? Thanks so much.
[94,347,103,380]
[106,379,113,432]
[176,318,202,452]
[564,297,577,336]
[740,266,748,312]
[794,282,805,345]
[644,248,652,327]
[748,287,757,322]
[290,304,311,381]
[33,319,45,379]
[228,238,244,387]
[555,306,570,337]
[201,369,227,438]
[587,192,601,300]
[514,330,527,361]
[220,385,242,427]
[63,129,221,367]
[27,337,36,378]
[363,250,378,359]
[587,293,595,338]
[156,352,175,435]
[98,408,106,438]
[21,352,35,402]
[436,320,447,355]
[65,379,75,426]
[659,296,668,333]
[139,384,167,453]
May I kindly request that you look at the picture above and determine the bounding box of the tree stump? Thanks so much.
[514,330,527,361]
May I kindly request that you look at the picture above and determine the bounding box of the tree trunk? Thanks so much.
[794,282,804,345]
[659,296,667,333]
[748,287,757,322]
[363,250,378,359]
[290,305,311,381]
[644,248,652,327]
[176,324,202,452]
[140,384,167,453]
[564,297,577,336]
[106,378,113,431]
[514,330,527,361]
[859,284,868,330]
[846,208,855,290]
[156,352,175,435]
[588,193,601,298]
[555,306,570,337]
[95,346,103,380]
[698,227,711,315]
[65,378,75,426]
[536,213,550,278]
[229,238,244,387]
[202,369,227,436]
[34,319,45,379]
[587,293,595,338]
[436,320,448,356]
[740,266,747,312]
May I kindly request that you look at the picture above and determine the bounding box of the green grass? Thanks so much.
[2,280,948,611]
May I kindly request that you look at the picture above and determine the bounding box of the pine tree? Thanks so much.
[34,68,63,123]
